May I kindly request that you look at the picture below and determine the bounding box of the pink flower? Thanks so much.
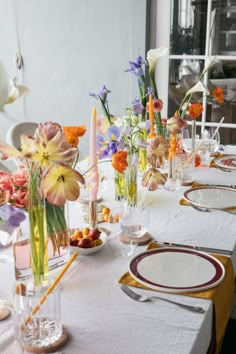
[146,99,163,113]
[11,188,28,208]
[166,115,187,134]
[0,172,14,201]
[11,165,28,188]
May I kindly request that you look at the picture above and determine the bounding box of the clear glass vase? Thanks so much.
[138,128,147,173]
[46,202,70,270]
[28,166,49,286]
[125,153,138,206]
[114,170,126,201]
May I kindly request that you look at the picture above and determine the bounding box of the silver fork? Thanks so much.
[190,203,236,215]
[120,284,205,314]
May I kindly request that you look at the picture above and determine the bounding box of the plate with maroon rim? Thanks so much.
[214,154,236,171]
[183,186,236,209]
[129,247,225,293]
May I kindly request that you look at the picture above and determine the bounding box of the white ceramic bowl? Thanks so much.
[70,232,107,255]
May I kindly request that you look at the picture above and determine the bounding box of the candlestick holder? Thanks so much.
[89,201,97,228]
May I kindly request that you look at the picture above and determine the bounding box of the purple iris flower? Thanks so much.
[125,55,145,78]
[89,85,111,104]
[97,125,121,160]
[96,135,107,149]
[99,85,111,103]
[107,125,121,141]
[0,204,26,228]
[131,97,144,114]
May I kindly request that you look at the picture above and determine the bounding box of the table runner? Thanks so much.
[119,242,235,354]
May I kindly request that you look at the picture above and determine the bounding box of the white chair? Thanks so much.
[6,121,38,150]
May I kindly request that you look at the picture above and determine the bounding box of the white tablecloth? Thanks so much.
[0,147,236,354]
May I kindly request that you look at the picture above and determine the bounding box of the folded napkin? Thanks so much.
[119,242,235,354]
[210,153,224,168]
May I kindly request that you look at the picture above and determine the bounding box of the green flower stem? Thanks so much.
[46,202,67,256]
[29,165,48,286]
[99,97,112,125]
[149,69,164,136]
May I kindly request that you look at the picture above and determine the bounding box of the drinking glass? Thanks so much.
[12,277,62,349]
[108,201,149,257]
[198,128,220,166]
[181,128,192,153]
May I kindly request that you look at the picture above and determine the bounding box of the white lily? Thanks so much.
[147,47,168,71]
[5,77,29,105]
[185,80,210,97]
[202,56,220,76]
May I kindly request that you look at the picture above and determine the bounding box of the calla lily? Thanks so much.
[185,80,210,97]
[41,164,84,206]
[147,47,168,71]
[5,77,29,104]
[202,57,220,76]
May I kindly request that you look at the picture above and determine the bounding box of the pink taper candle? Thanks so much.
[89,107,99,202]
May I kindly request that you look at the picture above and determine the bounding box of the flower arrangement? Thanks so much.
[0,122,86,284]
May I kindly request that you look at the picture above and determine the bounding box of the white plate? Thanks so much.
[184,186,236,209]
[214,154,236,171]
[129,248,225,293]
[70,232,107,255]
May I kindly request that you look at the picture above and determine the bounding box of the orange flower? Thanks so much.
[189,103,203,119]
[63,125,87,147]
[112,151,128,174]
[212,87,224,104]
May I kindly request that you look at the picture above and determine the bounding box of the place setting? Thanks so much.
[183,185,236,214]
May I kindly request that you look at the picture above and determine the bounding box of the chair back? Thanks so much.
[6,122,38,150]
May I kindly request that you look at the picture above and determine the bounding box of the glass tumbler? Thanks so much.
[12,277,62,349]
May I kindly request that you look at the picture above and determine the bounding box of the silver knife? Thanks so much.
[155,241,233,256]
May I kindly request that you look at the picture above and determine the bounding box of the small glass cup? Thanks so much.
[12,277,62,349]
[108,201,149,257]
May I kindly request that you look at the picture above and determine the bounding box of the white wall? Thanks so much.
[0,0,147,161]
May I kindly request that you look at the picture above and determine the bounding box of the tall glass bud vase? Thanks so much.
[125,153,138,206]
[29,166,49,286]
[114,170,125,201]
[191,119,196,154]
[138,128,147,173]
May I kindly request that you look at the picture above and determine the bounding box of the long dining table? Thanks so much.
[0,146,236,354]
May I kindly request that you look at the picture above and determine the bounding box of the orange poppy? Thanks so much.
[112,151,128,174]
[212,87,224,104]
[189,103,203,119]
[63,125,87,147]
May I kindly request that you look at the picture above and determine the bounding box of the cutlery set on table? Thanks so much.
[120,156,236,312]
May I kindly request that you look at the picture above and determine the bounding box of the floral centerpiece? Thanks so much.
[90,84,149,205]
[0,122,86,285]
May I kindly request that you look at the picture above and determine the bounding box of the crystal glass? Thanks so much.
[12,277,62,349]
[108,201,149,257]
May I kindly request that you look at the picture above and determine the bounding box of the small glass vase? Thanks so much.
[191,119,196,153]
[46,202,70,270]
[138,128,147,173]
[29,167,49,286]
[114,170,126,201]
[125,153,138,206]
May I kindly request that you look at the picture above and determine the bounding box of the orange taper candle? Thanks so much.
[148,94,156,139]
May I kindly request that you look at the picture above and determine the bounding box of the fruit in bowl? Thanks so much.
[70,227,107,255]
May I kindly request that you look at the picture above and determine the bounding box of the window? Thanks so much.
[156,0,236,144]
